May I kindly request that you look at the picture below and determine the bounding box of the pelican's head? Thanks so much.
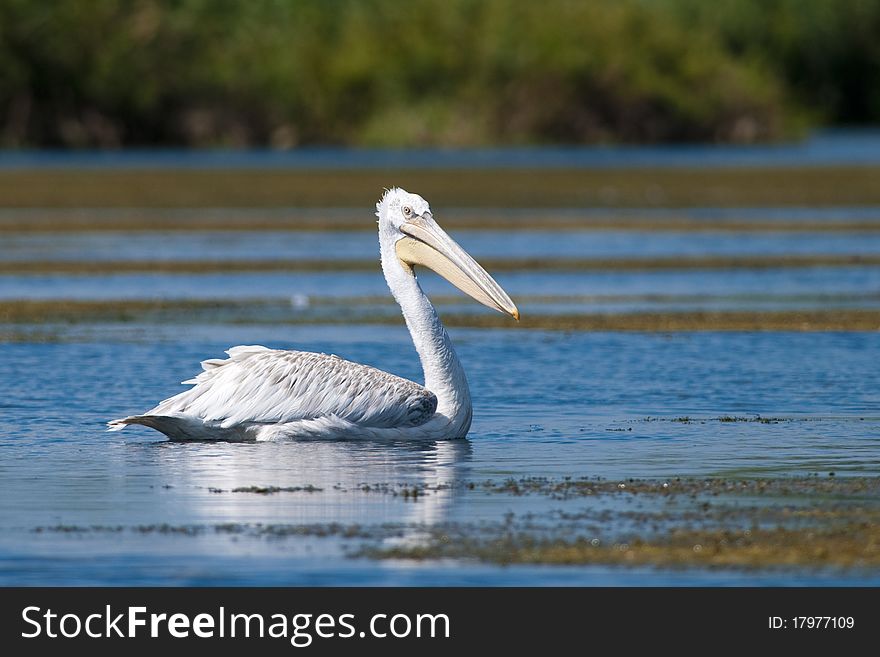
[376,188,519,320]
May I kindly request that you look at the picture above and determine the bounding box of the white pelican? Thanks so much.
[108,188,519,440]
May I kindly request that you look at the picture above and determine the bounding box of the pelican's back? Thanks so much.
[109,345,437,439]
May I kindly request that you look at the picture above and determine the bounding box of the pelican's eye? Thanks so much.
[402,205,413,218]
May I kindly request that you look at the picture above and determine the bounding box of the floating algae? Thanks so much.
[3,254,880,274]
[33,476,880,571]
[354,476,880,569]
[3,299,880,332]
[2,167,880,209]
[3,208,880,234]
[362,522,880,570]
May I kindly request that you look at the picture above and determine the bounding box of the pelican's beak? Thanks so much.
[396,212,519,320]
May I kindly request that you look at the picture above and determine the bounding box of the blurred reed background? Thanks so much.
[0,0,880,148]
[1,0,879,148]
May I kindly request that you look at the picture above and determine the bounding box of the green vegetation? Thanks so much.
[2,0,878,148]
[365,522,880,569]
[3,207,880,234]
[3,299,880,332]
[32,476,880,570]
[4,254,880,274]
[360,476,880,569]
[671,0,880,126]
[3,167,880,208]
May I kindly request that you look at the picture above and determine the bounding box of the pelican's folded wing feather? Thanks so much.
[147,345,437,428]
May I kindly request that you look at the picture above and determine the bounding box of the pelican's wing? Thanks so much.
[145,345,437,429]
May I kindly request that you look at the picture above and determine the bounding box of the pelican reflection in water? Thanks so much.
[110,188,519,440]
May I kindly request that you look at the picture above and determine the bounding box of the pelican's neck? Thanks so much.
[380,235,472,434]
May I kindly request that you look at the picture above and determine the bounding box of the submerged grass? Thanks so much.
[2,300,880,332]
[200,475,880,499]
[444,310,880,331]
[366,522,880,569]
[475,475,880,498]
[4,254,880,275]
[33,476,880,571]
[3,209,880,234]
[360,476,880,569]
[2,167,880,209]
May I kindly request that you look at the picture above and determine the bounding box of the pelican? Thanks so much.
[108,188,519,440]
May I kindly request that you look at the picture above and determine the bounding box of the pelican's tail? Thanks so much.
[107,414,253,441]
[107,416,135,431]
[108,414,174,433]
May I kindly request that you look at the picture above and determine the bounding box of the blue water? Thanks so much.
[3,130,880,169]
[1,329,879,585]
[4,268,879,316]
[4,229,880,263]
